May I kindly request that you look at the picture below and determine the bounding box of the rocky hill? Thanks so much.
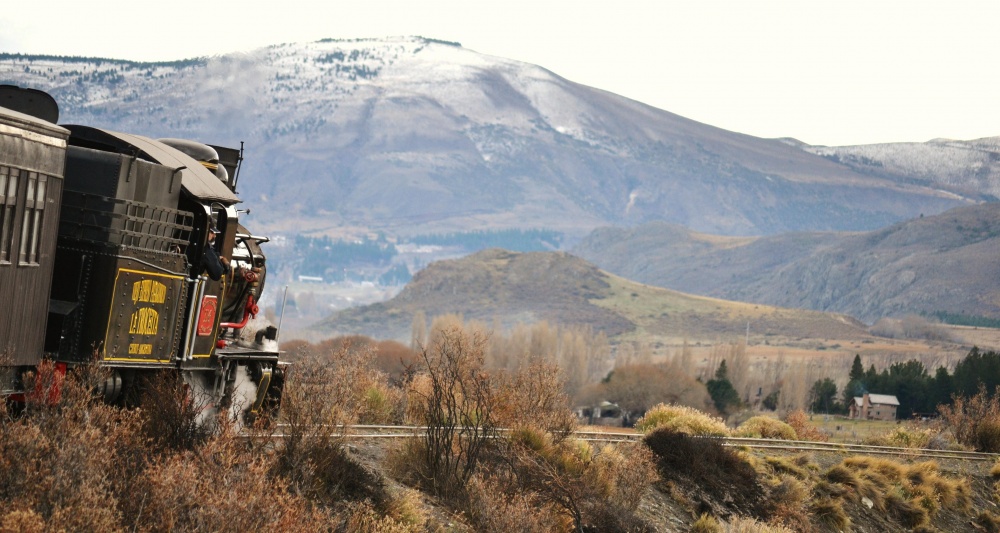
[0,38,991,241]
[572,202,1000,323]
[313,248,875,344]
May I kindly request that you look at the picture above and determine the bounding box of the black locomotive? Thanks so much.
[0,85,282,426]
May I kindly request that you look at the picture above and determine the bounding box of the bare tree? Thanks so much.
[418,325,498,496]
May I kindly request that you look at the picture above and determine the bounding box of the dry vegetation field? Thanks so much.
[8,325,1000,532]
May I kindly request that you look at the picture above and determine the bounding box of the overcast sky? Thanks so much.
[2,1,998,146]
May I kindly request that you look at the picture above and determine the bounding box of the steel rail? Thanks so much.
[261,424,999,461]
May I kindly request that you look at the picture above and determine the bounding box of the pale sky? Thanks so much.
[2,1,998,146]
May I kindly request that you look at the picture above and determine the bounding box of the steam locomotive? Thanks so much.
[0,85,282,426]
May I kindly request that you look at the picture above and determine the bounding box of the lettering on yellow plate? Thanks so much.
[132,279,167,304]
[128,343,153,355]
[129,308,160,335]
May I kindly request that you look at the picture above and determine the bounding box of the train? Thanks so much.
[0,85,283,427]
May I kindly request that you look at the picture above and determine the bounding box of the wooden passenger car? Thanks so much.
[0,101,69,372]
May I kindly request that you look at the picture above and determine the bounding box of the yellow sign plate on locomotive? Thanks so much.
[103,268,184,363]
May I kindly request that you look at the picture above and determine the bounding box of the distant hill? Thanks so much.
[313,249,875,344]
[0,38,991,241]
[572,203,1000,323]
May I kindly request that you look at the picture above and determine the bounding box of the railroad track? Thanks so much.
[266,425,999,462]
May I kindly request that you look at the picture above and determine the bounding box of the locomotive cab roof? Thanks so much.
[64,125,240,204]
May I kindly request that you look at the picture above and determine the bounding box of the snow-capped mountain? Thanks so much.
[805,138,1000,200]
[0,37,992,238]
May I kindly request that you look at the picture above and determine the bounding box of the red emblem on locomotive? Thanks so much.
[197,295,218,336]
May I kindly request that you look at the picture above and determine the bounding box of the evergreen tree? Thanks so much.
[842,379,863,413]
[706,359,740,415]
[809,378,839,413]
[849,354,864,382]
[928,366,953,412]
[952,348,1000,398]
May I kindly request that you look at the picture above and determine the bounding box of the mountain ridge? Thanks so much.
[572,202,1000,323]
[1,37,993,240]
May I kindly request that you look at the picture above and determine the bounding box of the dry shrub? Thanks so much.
[385,438,432,488]
[812,480,849,500]
[825,465,862,494]
[285,335,420,384]
[340,501,416,533]
[885,492,929,529]
[762,475,812,532]
[781,410,828,442]
[979,511,1000,533]
[134,370,211,451]
[483,429,657,532]
[130,431,332,532]
[587,442,658,511]
[492,359,577,439]
[1,509,46,533]
[380,487,428,529]
[734,416,797,440]
[645,429,763,516]
[991,459,1000,479]
[862,425,934,449]
[0,362,146,532]
[809,497,849,531]
[725,515,797,533]
[763,455,813,480]
[465,474,562,532]
[635,403,730,436]
[939,384,1000,452]
[272,351,394,511]
[834,456,969,526]
[692,513,722,533]
[842,456,905,481]
[415,326,498,497]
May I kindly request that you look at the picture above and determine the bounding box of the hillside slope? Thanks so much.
[572,203,1000,323]
[313,249,874,344]
[0,38,985,238]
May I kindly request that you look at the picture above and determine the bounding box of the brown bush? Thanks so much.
[762,475,812,532]
[781,410,828,442]
[0,362,147,532]
[128,432,332,532]
[809,497,849,531]
[644,429,764,516]
[492,359,577,440]
[465,474,562,532]
[599,363,711,419]
[938,384,1000,452]
[500,434,657,532]
[134,370,212,451]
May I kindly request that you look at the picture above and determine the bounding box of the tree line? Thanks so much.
[806,348,1000,418]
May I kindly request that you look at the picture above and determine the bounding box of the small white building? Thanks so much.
[849,393,899,421]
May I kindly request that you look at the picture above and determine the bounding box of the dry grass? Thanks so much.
[810,497,850,531]
[763,455,814,480]
[862,425,934,448]
[726,516,797,533]
[691,513,722,533]
[635,403,730,436]
[735,416,797,440]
